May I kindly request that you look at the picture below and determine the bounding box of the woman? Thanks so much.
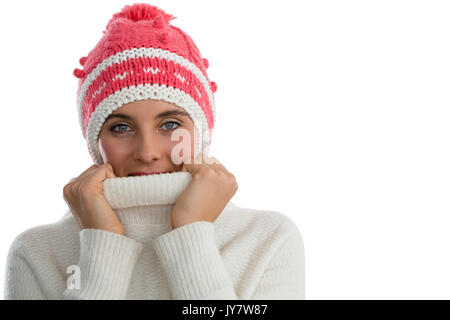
[4,3,305,300]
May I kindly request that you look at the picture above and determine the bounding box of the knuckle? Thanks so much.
[227,174,238,190]
[63,184,70,194]
[102,163,113,172]
[206,167,217,178]
[63,184,73,198]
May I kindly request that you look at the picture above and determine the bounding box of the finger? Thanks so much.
[69,164,98,184]
[104,163,117,179]
[81,164,99,176]
[80,164,105,184]
[70,165,100,191]
[200,155,225,175]
[205,156,225,170]
[208,156,222,166]
[86,163,116,186]
[67,177,76,184]
[201,154,214,165]
[207,156,233,178]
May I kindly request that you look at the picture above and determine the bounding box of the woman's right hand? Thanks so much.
[63,164,125,236]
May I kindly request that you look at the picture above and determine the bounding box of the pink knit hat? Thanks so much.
[73,3,217,165]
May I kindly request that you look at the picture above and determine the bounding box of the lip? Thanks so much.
[128,171,167,176]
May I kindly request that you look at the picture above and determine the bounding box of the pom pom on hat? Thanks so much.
[104,3,176,32]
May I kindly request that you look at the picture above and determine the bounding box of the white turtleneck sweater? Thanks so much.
[3,172,305,300]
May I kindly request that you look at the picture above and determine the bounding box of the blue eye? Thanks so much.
[110,123,131,133]
[161,121,180,131]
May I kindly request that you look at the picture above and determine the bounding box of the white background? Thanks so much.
[0,0,449,299]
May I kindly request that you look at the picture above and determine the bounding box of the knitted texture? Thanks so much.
[4,173,305,300]
[73,3,217,165]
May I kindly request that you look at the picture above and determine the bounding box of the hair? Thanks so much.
[96,139,103,165]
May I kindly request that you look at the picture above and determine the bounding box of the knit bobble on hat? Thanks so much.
[79,56,87,66]
[73,68,85,79]
[211,81,217,93]
[202,58,209,69]
[74,56,87,78]
[203,59,217,92]
[158,32,170,44]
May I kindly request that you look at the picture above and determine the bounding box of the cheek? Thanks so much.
[98,138,130,163]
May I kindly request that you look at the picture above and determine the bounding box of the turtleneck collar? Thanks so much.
[61,171,235,228]
[102,171,192,226]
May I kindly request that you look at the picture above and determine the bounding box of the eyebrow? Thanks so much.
[105,110,190,122]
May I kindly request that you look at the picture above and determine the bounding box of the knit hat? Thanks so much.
[73,3,217,165]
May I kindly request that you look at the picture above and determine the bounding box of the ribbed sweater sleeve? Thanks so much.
[4,229,143,300]
[152,221,237,300]
[62,229,143,300]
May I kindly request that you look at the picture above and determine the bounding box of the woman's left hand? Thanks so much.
[170,153,238,229]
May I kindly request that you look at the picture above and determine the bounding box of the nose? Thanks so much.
[133,130,163,162]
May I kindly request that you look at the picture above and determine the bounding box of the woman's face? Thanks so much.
[97,99,197,177]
